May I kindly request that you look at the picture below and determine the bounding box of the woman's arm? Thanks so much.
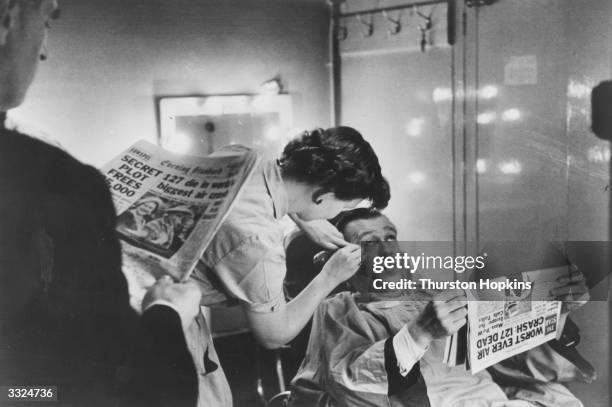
[244,244,361,348]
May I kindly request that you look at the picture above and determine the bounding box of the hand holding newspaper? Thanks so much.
[101,140,258,309]
[444,264,571,373]
[466,265,567,372]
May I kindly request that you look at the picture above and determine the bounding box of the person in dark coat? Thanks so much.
[0,1,200,406]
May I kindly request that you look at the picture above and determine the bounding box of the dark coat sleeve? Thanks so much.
[384,337,421,396]
[127,305,198,407]
[0,131,198,407]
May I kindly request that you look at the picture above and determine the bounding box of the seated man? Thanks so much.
[290,209,593,407]
[289,208,468,406]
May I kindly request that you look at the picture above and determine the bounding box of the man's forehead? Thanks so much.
[344,215,396,240]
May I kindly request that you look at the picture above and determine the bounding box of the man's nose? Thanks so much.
[378,242,399,256]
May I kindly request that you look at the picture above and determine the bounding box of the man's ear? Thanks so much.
[311,189,332,205]
[0,2,12,47]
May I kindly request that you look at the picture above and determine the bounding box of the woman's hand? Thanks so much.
[320,244,361,286]
[290,215,349,250]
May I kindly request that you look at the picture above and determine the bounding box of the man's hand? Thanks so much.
[320,244,361,285]
[408,289,467,349]
[550,265,590,314]
[142,276,202,329]
[291,215,349,250]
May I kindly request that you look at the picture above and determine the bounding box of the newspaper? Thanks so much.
[444,266,568,373]
[101,140,259,304]
[466,266,567,372]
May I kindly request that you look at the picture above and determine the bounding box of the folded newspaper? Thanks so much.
[444,265,569,373]
[101,140,258,308]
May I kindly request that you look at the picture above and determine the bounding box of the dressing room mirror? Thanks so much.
[157,94,293,159]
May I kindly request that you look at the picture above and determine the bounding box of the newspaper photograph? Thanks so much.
[467,266,569,373]
[101,140,258,304]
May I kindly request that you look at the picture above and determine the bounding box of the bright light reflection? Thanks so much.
[568,80,592,99]
[224,96,249,113]
[201,97,224,114]
[433,87,452,103]
[260,79,282,95]
[264,125,283,141]
[587,146,611,163]
[408,171,426,184]
[405,118,425,137]
[252,95,273,112]
[477,112,497,124]
[476,159,488,174]
[498,159,522,175]
[479,85,499,99]
[502,108,521,122]
[166,132,192,154]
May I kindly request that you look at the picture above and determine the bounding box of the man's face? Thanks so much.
[342,216,398,245]
[0,0,58,111]
[136,201,157,216]
[343,215,408,299]
[296,193,361,222]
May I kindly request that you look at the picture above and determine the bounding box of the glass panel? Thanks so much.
[474,1,611,404]
[340,2,453,240]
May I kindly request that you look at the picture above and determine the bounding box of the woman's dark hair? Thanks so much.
[279,127,390,209]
